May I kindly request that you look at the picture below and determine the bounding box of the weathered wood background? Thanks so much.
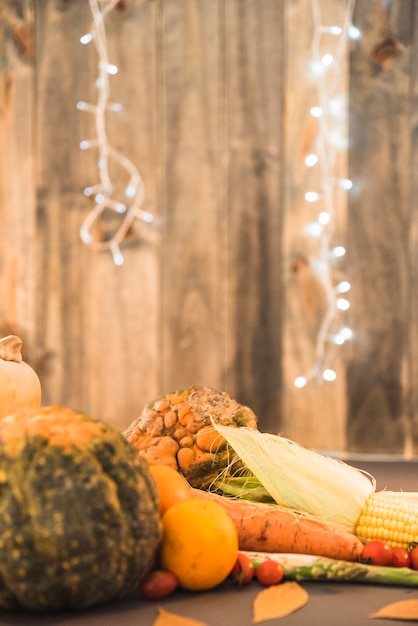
[1,0,417,454]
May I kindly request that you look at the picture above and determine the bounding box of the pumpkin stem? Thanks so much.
[0,335,23,363]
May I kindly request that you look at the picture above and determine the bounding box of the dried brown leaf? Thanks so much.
[153,607,209,626]
[369,599,418,621]
[252,581,309,623]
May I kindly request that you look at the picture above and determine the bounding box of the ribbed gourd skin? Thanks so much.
[0,406,161,611]
[356,493,418,550]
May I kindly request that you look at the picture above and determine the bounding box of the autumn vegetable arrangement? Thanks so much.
[3,355,418,620]
[125,386,418,597]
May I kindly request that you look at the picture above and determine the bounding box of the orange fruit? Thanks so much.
[148,464,192,515]
[159,497,239,591]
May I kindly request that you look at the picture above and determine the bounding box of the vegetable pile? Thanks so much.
[4,367,418,617]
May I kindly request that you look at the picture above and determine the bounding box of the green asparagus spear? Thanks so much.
[246,552,418,587]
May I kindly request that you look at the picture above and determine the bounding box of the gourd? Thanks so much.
[0,405,162,611]
[0,335,41,418]
[124,386,259,489]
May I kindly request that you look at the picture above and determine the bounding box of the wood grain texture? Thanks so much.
[223,0,284,433]
[159,0,226,393]
[0,1,38,366]
[1,0,417,453]
[34,0,161,427]
[348,0,416,452]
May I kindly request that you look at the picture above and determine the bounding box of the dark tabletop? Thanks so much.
[1,458,418,626]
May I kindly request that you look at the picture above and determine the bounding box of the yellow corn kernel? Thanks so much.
[355,493,418,550]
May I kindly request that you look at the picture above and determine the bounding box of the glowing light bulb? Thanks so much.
[305,222,323,237]
[294,376,307,389]
[329,130,348,149]
[311,61,326,77]
[80,229,92,244]
[328,98,344,116]
[339,327,353,340]
[321,53,334,67]
[323,369,337,382]
[80,33,93,45]
[106,63,118,75]
[305,191,320,202]
[310,106,323,118]
[125,184,137,198]
[142,211,154,224]
[340,178,353,190]
[318,211,330,225]
[348,25,362,40]
[336,280,351,293]
[305,153,319,167]
[110,242,124,266]
[336,298,350,311]
[332,245,346,258]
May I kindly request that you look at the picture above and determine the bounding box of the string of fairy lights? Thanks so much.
[293,0,361,389]
[77,0,361,386]
[77,0,153,266]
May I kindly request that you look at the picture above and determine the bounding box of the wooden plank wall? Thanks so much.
[0,0,417,455]
[348,0,418,453]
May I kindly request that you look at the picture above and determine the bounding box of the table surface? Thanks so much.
[2,458,418,626]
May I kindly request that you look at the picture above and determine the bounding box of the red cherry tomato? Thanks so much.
[360,540,393,566]
[410,545,418,570]
[230,553,255,585]
[256,560,284,586]
[139,569,178,600]
[390,547,411,568]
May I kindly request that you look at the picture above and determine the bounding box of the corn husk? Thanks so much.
[212,424,376,532]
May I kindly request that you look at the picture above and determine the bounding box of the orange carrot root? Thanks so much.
[191,488,364,562]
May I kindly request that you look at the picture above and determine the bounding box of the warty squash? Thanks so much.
[0,405,161,611]
[0,335,41,418]
[124,386,258,489]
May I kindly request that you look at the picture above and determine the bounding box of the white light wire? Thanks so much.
[78,0,153,265]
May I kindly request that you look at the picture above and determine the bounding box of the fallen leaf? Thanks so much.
[252,581,309,623]
[369,599,418,620]
[153,607,209,626]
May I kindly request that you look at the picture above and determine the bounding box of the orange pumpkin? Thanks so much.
[0,335,42,418]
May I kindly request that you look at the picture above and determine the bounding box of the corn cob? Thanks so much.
[355,492,418,549]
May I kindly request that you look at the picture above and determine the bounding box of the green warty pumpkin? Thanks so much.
[0,406,161,611]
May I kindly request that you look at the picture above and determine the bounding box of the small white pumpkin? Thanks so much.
[0,335,42,418]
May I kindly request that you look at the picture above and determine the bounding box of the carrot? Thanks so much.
[191,488,364,562]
